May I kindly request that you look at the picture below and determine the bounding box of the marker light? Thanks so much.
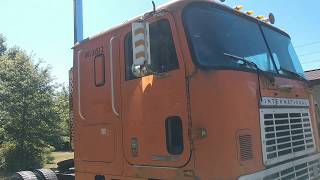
[246,11,254,15]
[256,15,265,20]
[234,5,244,11]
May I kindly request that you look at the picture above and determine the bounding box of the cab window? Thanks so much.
[124,19,179,80]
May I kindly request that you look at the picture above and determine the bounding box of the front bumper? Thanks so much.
[239,154,320,180]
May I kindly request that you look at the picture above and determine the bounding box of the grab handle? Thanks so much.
[77,50,85,119]
[109,36,120,117]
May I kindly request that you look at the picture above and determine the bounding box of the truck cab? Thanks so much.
[71,0,320,179]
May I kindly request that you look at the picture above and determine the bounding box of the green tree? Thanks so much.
[0,37,61,172]
[0,34,6,56]
[52,86,71,151]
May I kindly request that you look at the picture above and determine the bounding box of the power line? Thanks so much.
[295,41,320,48]
[299,51,320,57]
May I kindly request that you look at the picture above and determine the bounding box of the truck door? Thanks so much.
[75,36,122,174]
[120,15,191,167]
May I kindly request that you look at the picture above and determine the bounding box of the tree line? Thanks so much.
[0,34,71,172]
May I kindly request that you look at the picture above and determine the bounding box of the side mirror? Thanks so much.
[131,21,152,77]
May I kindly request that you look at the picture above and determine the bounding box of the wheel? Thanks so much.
[10,171,38,180]
[33,169,58,180]
[57,159,74,173]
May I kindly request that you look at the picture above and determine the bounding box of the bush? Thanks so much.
[0,142,51,172]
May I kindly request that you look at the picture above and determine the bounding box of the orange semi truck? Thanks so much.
[13,0,320,179]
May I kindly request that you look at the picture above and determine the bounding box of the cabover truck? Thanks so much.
[13,0,320,179]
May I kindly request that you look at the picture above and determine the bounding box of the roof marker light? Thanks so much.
[256,15,265,20]
[234,5,244,11]
[246,11,254,15]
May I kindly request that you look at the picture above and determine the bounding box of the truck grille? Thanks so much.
[239,154,320,180]
[260,108,315,166]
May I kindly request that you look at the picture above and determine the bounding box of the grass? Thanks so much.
[0,151,74,180]
[0,172,11,180]
[44,151,74,169]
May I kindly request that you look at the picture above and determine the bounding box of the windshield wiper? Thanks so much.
[224,53,307,83]
[223,53,257,69]
[223,53,274,81]
[279,67,308,82]
[223,53,273,102]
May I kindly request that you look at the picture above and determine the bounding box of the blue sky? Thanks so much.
[1,0,320,84]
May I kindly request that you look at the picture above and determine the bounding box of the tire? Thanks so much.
[33,169,58,180]
[10,171,38,180]
[57,159,74,173]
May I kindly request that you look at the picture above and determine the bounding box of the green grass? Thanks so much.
[0,151,74,180]
[44,151,74,169]
[0,172,11,180]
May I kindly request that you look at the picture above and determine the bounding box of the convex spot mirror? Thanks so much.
[261,13,275,25]
[131,21,152,77]
[268,13,275,24]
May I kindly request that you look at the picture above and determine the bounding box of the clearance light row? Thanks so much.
[234,5,275,24]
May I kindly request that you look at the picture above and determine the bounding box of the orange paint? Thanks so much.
[71,0,320,179]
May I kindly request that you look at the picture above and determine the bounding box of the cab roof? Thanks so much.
[74,0,289,48]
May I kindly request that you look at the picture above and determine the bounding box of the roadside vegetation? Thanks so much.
[0,151,73,179]
[44,151,74,169]
[0,34,71,175]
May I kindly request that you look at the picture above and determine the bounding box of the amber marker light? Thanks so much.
[256,15,265,20]
[234,5,244,11]
[246,11,254,15]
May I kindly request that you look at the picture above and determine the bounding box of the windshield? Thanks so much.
[183,3,305,79]
[262,26,305,77]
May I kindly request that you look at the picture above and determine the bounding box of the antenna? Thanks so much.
[152,1,156,12]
